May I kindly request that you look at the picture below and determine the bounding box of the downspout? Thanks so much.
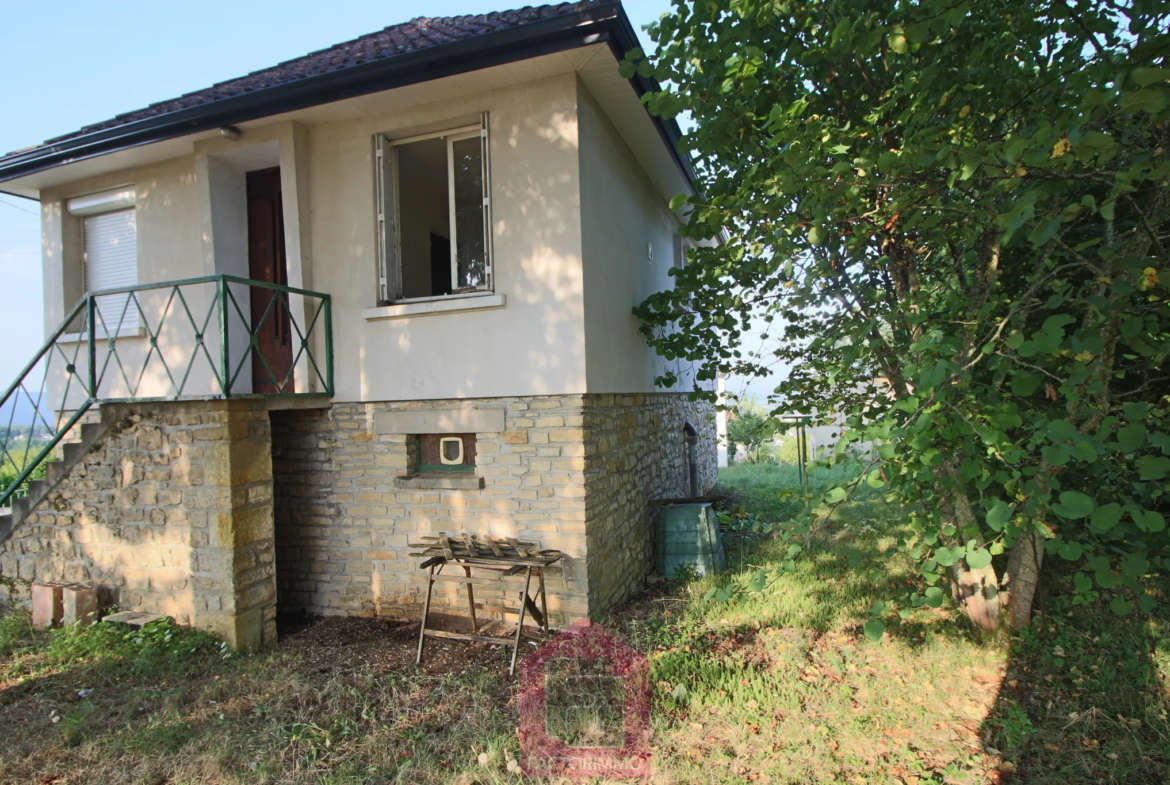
[683,420,699,498]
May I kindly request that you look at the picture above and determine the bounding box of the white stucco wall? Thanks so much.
[310,73,585,402]
[36,69,695,407]
[576,80,686,395]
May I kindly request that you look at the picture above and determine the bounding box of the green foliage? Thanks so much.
[0,611,35,656]
[629,0,1170,628]
[47,619,227,675]
[725,402,775,463]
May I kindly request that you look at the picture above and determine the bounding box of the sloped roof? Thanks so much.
[0,0,694,187]
[40,3,599,147]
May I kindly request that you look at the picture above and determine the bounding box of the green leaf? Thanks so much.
[933,547,958,567]
[1138,595,1157,614]
[1120,88,1167,114]
[1009,373,1042,397]
[1138,455,1170,480]
[966,548,992,570]
[825,486,848,503]
[671,683,688,700]
[899,608,913,620]
[1052,490,1095,519]
[986,500,1013,532]
[1058,541,1083,562]
[808,225,827,246]
[866,470,885,488]
[1090,503,1122,532]
[1142,511,1166,533]
[668,193,688,211]
[924,586,944,608]
[1117,422,1147,451]
[1074,572,1092,594]
[1132,67,1170,87]
[1110,597,1133,616]
[863,619,886,642]
[887,27,908,54]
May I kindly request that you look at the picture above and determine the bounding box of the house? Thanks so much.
[0,0,717,648]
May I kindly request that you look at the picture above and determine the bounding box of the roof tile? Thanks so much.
[29,2,601,150]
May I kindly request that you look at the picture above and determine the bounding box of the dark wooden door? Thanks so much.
[246,168,294,393]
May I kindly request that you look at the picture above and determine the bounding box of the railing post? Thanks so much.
[218,276,231,398]
[86,295,97,399]
[323,295,334,397]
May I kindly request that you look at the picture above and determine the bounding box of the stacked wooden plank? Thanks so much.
[410,532,563,675]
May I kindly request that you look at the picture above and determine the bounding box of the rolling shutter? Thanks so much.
[84,209,139,331]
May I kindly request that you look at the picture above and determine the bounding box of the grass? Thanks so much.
[0,462,1167,783]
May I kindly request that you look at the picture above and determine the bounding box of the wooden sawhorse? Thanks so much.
[411,533,563,676]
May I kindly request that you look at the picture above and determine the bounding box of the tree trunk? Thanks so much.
[942,475,1002,631]
[948,560,1001,631]
[1002,532,1045,629]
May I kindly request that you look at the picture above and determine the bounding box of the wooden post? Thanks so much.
[509,566,533,676]
[416,562,437,666]
[463,564,479,634]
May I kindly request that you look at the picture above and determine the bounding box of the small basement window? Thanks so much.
[417,433,477,472]
[375,114,492,303]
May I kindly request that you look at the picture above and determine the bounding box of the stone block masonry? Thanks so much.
[272,393,716,625]
[0,401,279,650]
[1,392,716,645]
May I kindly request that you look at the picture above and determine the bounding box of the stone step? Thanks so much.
[62,441,85,463]
[80,422,104,443]
[13,497,29,518]
[27,479,47,500]
[0,513,11,541]
[47,460,68,484]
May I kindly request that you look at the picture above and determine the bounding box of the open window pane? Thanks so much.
[395,137,451,299]
[452,136,486,290]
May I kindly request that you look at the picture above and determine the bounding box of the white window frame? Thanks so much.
[375,113,493,305]
[67,187,141,335]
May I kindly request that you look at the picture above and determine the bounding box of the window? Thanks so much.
[68,187,139,332]
[375,114,492,303]
[417,433,476,472]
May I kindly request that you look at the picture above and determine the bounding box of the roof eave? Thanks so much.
[0,2,696,191]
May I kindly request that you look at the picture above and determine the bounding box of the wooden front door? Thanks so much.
[246,168,294,393]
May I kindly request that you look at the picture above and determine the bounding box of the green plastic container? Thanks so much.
[655,502,726,579]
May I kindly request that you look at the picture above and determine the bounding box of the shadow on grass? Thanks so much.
[604,462,1170,784]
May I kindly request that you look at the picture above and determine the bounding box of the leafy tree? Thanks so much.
[627,0,1170,631]
[726,403,775,463]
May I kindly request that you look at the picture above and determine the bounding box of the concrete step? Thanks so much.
[1,410,112,549]
[62,441,85,463]
[27,479,47,501]
[47,460,68,484]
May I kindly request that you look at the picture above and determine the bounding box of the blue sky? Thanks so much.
[0,0,777,403]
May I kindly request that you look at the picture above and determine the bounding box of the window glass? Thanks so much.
[452,136,486,290]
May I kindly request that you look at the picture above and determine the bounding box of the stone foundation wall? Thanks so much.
[2,393,717,642]
[583,394,718,613]
[271,393,716,624]
[271,396,592,626]
[0,402,278,649]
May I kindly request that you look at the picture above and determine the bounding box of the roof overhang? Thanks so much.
[0,1,694,200]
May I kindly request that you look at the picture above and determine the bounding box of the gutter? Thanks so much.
[0,1,697,190]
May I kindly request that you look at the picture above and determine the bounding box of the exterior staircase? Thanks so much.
[0,416,110,547]
[0,274,333,553]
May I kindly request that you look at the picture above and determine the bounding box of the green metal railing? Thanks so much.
[0,274,332,508]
